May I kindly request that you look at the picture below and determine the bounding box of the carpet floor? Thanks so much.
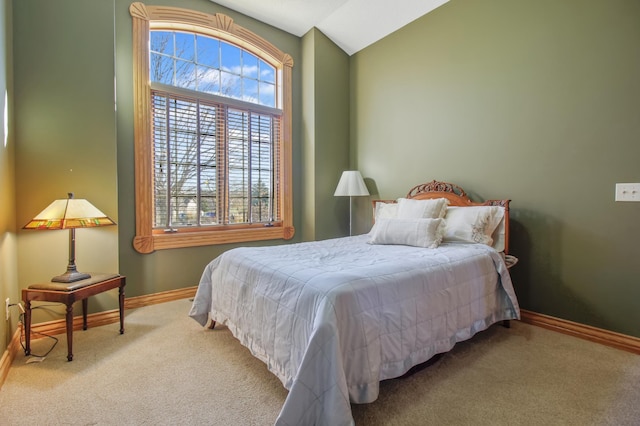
[1,298,638,425]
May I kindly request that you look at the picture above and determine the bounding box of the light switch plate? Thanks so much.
[615,183,640,202]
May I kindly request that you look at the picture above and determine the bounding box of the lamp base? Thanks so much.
[51,271,91,283]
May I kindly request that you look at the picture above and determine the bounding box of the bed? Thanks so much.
[189,180,520,426]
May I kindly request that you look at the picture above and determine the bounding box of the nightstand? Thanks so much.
[22,274,126,361]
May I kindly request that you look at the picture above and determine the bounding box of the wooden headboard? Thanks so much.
[372,180,511,254]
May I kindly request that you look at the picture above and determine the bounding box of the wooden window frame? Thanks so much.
[130,3,294,253]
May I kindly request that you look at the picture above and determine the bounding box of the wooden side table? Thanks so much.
[22,273,126,361]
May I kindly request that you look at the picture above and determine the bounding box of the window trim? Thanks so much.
[130,2,294,253]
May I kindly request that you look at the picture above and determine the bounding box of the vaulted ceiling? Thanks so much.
[211,0,449,55]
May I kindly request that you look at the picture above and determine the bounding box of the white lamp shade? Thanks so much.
[334,171,369,197]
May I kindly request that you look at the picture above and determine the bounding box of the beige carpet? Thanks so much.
[0,298,638,425]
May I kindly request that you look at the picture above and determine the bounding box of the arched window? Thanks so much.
[130,3,294,253]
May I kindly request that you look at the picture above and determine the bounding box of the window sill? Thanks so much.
[133,225,295,253]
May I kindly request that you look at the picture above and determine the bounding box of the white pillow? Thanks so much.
[491,218,506,252]
[368,218,445,248]
[396,197,449,219]
[443,206,504,246]
[374,201,398,221]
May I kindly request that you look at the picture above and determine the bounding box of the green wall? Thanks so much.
[351,0,640,337]
[0,0,17,349]
[13,0,119,323]
[301,28,351,241]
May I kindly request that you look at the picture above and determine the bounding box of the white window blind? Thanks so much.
[151,89,281,230]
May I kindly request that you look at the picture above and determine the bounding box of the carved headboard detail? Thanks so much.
[407,180,468,199]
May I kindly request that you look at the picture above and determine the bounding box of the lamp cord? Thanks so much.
[17,306,59,358]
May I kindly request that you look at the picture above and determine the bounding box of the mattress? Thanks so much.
[189,234,520,425]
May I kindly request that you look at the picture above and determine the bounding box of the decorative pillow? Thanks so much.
[443,206,504,246]
[368,218,445,248]
[374,201,398,221]
[491,219,506,252]
[396,197,449,219]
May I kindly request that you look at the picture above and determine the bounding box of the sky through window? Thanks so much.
[150,30,276,107]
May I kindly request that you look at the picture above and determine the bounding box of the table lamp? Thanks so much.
[334,170,369,236]
[23,193,116,283]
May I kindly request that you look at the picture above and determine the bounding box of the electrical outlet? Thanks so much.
[5,298,9,321]
[615,183,640,202]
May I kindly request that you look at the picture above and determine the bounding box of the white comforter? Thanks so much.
[189,235,520,426]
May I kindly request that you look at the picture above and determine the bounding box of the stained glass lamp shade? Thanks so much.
[23,193,116,283]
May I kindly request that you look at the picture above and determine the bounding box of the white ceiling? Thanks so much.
[211,0,449,55]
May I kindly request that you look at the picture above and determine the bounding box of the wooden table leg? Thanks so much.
[82,298,88,330]
[24,300,32,356]
[66,303,74,361]
[118,282,125,334]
